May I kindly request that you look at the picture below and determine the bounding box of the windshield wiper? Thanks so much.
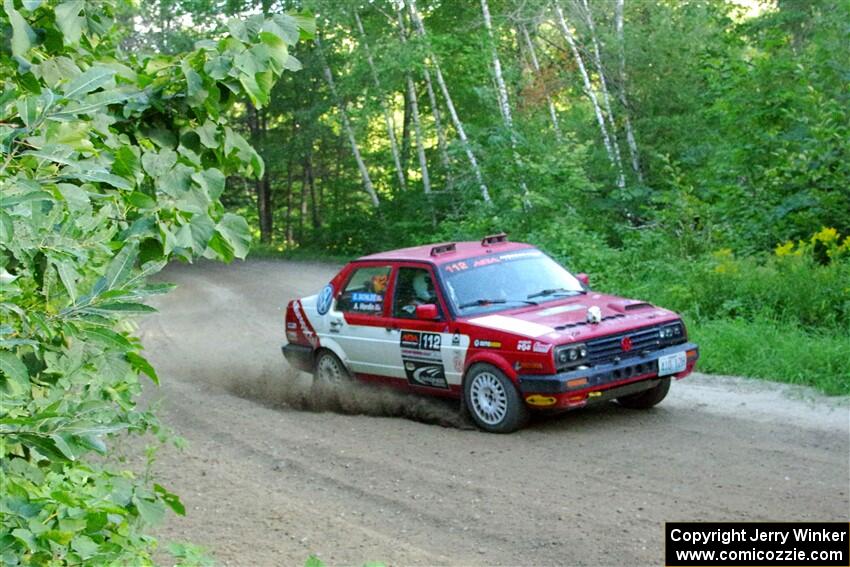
[458,298,539,309]
[527,287,585,300]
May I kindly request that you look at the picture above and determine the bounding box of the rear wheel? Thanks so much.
[312,350,350,393]
[616,377,671,409]
[463,364,529,433]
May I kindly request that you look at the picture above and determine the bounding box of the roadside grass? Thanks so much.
[690,318,850,395]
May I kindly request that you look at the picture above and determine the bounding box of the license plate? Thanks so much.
[658,351,687,376]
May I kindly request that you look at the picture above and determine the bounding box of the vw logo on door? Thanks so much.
[317,284,334,315]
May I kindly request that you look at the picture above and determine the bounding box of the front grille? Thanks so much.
[585,323,682,366]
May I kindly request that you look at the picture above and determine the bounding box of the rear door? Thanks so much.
[329,263,401,378]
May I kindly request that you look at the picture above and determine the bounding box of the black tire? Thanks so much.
[463,364,529,433]
[616,377,671,409]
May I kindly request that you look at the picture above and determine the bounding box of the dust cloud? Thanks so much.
[219,362,475,429]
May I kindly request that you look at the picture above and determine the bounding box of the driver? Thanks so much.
[413,271,435,303]
[401,271,435,315]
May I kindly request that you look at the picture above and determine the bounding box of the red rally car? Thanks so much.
[282,234,699,433]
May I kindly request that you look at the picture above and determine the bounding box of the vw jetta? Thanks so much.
[282,235,699,432]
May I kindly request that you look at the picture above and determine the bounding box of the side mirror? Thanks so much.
[576,273,590,287]
[415,304,440,320]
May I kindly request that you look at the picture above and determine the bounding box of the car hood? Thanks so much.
[464,293,680,344]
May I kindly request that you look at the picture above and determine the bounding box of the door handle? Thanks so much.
[330,319,343,329]
[385,326,397,332]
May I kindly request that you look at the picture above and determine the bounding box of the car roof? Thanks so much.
[357,240,537,266]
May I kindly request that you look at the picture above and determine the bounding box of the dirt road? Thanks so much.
[137,259,849,566]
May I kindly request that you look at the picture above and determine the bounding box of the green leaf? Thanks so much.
[51,433,79,461]
[62,169,132,190]
[192,168,225,200]
[215,213,251,260]
[154,484,186,515]
[16,96,39,128]
[4,0,36,59]
[102,241,138,291]
[54,260,80,302]
[54,1,85,46]
[95,302,156,314]
[57,182,90,212]
[196,121,219,149]
[127,351,159,385]
[71,534,99,559]
[11,529,37,553]
[62,66,115,99]
[0,351,29,394]
[83,328,133,351]
[133,496,166,526]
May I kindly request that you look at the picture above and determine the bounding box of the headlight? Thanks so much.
[660,322,684,340]
[555,344,587,368]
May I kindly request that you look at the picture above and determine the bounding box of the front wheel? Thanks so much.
[616,377,671,409]
[463,364,529,433]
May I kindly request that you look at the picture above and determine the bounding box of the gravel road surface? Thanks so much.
[137,259,850,566]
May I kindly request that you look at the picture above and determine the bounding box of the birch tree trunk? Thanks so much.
[480,0,529,201]
[354,11,406,191]
[615,0,643,182]
[406,0,491,203]
[422,66,453,189]
[394,4,431,194]
[581,0,625,188]
[316,36,380,207]
[553,1,625,188]
[520,23,562,140]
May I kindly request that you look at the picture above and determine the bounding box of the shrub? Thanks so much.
[0,2,312,563]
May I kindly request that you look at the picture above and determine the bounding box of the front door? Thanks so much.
[385,265,467,390]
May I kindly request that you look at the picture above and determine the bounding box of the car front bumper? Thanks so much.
[518,342,699,409]
[281,343,313,372]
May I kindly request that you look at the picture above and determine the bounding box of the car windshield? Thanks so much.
[440,249,585,316]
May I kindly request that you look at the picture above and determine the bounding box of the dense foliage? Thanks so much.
[0,1,311,563]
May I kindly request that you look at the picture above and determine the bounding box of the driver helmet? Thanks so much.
[413,272,434,302]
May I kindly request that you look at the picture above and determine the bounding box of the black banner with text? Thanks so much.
[665,522,849,566]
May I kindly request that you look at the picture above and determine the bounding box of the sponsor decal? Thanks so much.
[621,336,633,352]
[317,284,334,315]
[444,251,544,276]
[533,341,551,353]
[517,340,532,352]
[469,314,554,338]
[286,322,297,329]
[400,331,448,388]
[535,304,585,317]
[452,350,464,373]
[474,339,502,349]
[444,261,469,273]
[452,332,461,346]
[292,300,318,348]
[586,305,602,324]
[352,292,382,303]
[400,331,441,351]
[403,360,449,389]
[472,257,500,268]
[353,302,382,312]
